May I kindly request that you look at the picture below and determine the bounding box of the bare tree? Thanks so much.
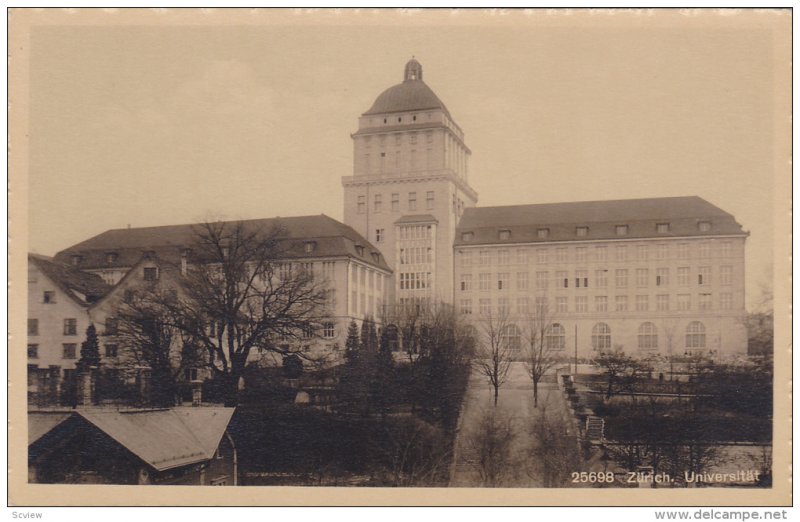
[521,302,560,408]
[465,408,517,487]
[474,309,514,407]
[166,220,331,405]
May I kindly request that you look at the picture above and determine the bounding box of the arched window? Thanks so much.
[500,324,521,353]
[685,321,706,350]
[546,323,566,351]
[591,323,611,352]
[638,322,658,351]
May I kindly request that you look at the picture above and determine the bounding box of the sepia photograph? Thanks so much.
[8,7,791,507]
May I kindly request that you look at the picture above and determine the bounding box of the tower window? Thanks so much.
[376,229,384,243]
[408,192,417,211]
[357,195,366,214]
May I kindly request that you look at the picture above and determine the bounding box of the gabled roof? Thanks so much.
[454,196,746,246]
[30,407,235,472]
[28,254,111,305]
[28,411,71,445]
[54,214,390,272]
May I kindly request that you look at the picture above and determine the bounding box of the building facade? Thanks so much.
[453,198,749,358]
[342,59,478,307]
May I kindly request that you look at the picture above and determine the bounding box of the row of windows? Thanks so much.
[357,192,436,214]
[399,247,433,265]
[399,272,432,290]
[490,321,707,353]
[459,266,733,292]
[459,292,733,315]
[461,221,716,243]
[28,318,79,336]
[459,242,735,266]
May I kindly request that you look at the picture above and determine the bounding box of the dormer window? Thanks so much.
[537,228,550,239]
[371,253,380,263]
[143,267,159,281]
[498,230,511,240]
[656,223,670,233]
[304,241,316,254]
[105,252,118,264]
[71,255,82,266]
[576,226,589,237]
[698,221,712,232]
[615,225,629,236]
[461,232,474,242]
[355,245,365,256]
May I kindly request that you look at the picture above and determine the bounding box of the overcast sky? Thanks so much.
[25,10,787,308]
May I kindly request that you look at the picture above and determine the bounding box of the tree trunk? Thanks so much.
[533,379,539,408]
[223,372,239,407]
[493,385,499,406]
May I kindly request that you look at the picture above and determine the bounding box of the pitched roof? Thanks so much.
[54,214,390,272]
[28,254,112,304]
[30,407,235,472]
[454,196,746,246]
[28,412,71,445]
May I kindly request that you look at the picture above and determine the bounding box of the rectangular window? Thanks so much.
[575,296,588,313]
[479,273,491,291]
[460,299,473,315]
[426,191,435,209]
[374,194,382,212]
[62,343,77,359]
[556,297,568,313]
[375,229,384,243]
[635,268,649,287]
[556,271,568,288]
[720,265,732,285]
[517,297,529,315]
[615,245,628,262]
[636,245,649,261]
[635,295,649,312]
[615,295,628,312]
[43,291,55,304]
[27,344,38,359]
[656,267,669,286]
[575,269,588,288]
[497,298,510,314]
[516,272,529,291]
[677,267,690,286]
[656,294,669,311]
[677,243,690,259]
[536,249,549,264]
[677,293,691,311]
[720,292,733,310]
[698,266,711,285]
[105,344,118,357]
[595,269,608,288]
[357,195,366,214]
[460,274,472,292]
[497,272,510,291]
[699,293,713,311]
[720,241,732,257]
[461,251,473,266]
[143,267,158,281]
[655,244,669,260]
[595,296,608,312]
[556,248,568,263]
[105,317,118,336]
[63,318,77,336]
[323,322,335,338]
[391,193,400,212]
[594,246,608,262]
[615,269,628,288]
[698,242,711,259]
[408,192,417,210]
[516,249,528,264]
[535,297,548,314]
[27,318,38,336]
[479,250,491,265]
[535,271,548,290]
[575,247,587,263]
[615,225,629,236]
[479,298,491,315]
[498,250,510,265]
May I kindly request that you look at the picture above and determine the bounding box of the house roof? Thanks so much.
[54,214,390,272]
[30,407,235,472]
[28,254,112,304]
[454,196,746,246]
[28,412,71,445]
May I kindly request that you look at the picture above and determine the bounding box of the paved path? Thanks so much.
[449,362,571,487]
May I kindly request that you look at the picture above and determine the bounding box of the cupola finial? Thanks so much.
[404,57,422,82]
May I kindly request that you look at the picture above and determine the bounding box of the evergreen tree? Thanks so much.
[372,327,397,418]
[344,319,360,365]
[78,324,101,369]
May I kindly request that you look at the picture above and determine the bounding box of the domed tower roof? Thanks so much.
[363,58,451,117]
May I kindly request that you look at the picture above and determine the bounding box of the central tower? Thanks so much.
[342,58,478,308]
